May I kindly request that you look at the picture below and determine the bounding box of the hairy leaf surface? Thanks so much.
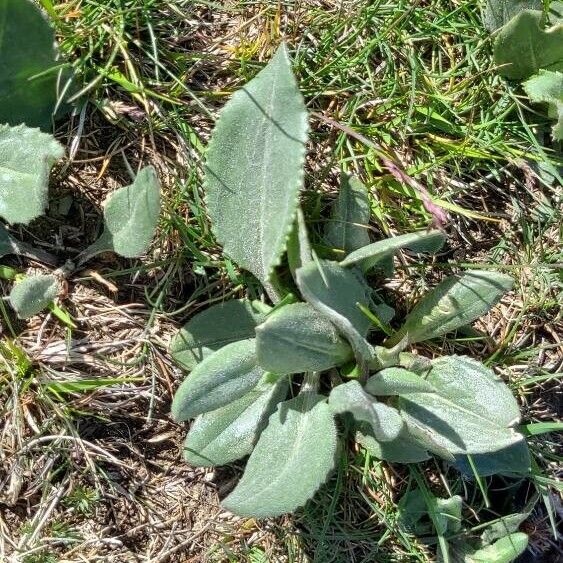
[366,367,436,396]
[523,70,563,140]
[171,300,266,371]
[222,392,337,517]
[256,302,353,374]
[205,45,308,287]
[0,125,64,224]
[9,274,59,318]
[171,339,265,421]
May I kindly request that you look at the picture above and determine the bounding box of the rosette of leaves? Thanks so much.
[170,44,530,519]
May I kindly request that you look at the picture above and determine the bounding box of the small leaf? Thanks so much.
[171,299,266,371]
[329,381,404,442]
[222,392,337,517]
[82,166,160,259]
[340,230,445,273]
[399,356,524,455]
[9,274,59,319]
[183,378,288,467]
[171,339,266,421]
[256,302,353,374]
[523,70,563,141]
[483,0,542,32]
[365,367,436,396]
[454,441,531,477]
[493,10,563,80]
[0,125,64,225]
[466,533,528,563]
[205,44,309,288]
[386,270,513,348]
[324,174,371,255]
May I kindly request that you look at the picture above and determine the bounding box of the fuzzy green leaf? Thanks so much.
[0,125,64,224]
[523,70,563,141]
[182,377,288,467]
[386,270,513,348]
[82,166,160,260]
[256,302,353,374]
[467,533,528,563]
[222,392,337,517]
[324,174,371,255]
[205,44,308,288]
[171,300,266,371]
[493,10,563,80]
[340,230,445,272]
[365,367,436,396]
[483,0,542,32]
[0,0,66,129]
[171,339,266,422]
[399,356,524,455]
[329,381,403,442]
[9,274,59,319]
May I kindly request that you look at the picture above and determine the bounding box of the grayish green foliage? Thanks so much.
[204,44,308,288]
[171,299,266,371]
[329,381,404,442]
[222,392,337,517]
[387,270,513,348]
[0,124,64,224]
[483,0,542,31]
[324,174,371,255]
[466,533,528,563]
[340,230,445,272]
[400,356,524,454]
[523,70,563,140]
[255,302,353,374]
[493,10,563,80]
[182,377,288,467]
[454,440,531,476]
[82,166,160,259]
[171,339,265,421]
[9,274,59,319]
[0,0,65,129]
[365,367,436,396]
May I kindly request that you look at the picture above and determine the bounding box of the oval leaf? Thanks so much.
[205,44,308,287]
[9,274,59,319]
[171,299,266,371]
[171,339,265,421]
[386,270,513,348]
[366,367,436,396]
[256,302,353,374]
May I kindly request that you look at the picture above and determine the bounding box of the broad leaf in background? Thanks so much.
[256,302,353,374]
[365,367,436,396]
[493,10,563,80]
[454,440,531,476]
[171,300,266,371]
[386,270,513,348]
[9,274,59,319]
[466,533,528,563]
[324,174,371,255]
[329,381,404,441]
[171,339,265,421]
[523,70,563,141]
[0,125,64,224]
[340,230,445,273]
[0,0,67,129]
[400,356,524,454]
[81,166,160,260]
[223,392,337,517]
[204,44,308,290]
[483,0,541,32]
[182,377,288,467]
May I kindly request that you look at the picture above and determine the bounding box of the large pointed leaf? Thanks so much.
[171,300,266,371]
[296,259,373,363]
[329,381,403,442]
[256,302,353,374]
[493,10,563,80]
[0,0,67,129]
[9,274,59,319]
[0,125,64,225]
[523,70,563,141]
[204,44,308,288]
[222,392,337,517]
[171,339,265,421]
[182,377,288,467]
[324,174,371,255]
[386,270,513,348]
[81,166,160,260]
[399,356,524,455]
[483,0,541,32]
[454,441,531,477]
[340,230,445,272]
[366,367,436,396]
